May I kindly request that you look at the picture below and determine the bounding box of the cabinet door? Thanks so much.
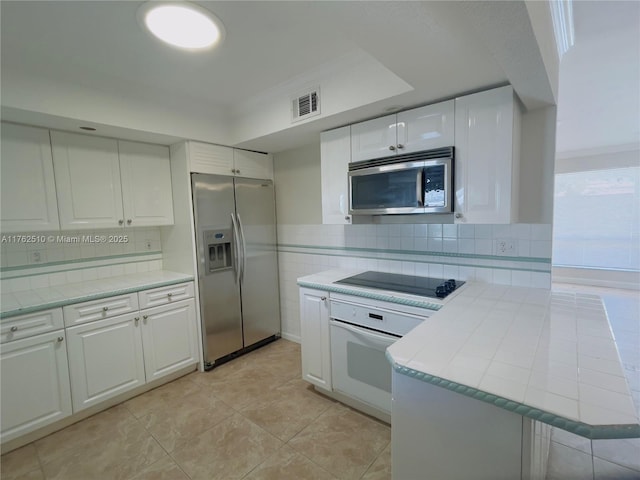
[0,330,72,443]
[299,288,331,391]
[351,114,397,162]
[397,100,455,153]
[188,141,234,175]
[66,313,145,411]
[321,126,352,224]
[51,131,124,230]
[140,299,197,382]
[1,123,60,232]
[454,86,516,224]
[119,141,175,227]
[233,149,273,180]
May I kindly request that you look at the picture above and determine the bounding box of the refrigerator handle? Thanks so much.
[237,213,247,284]
[230,213,242,284]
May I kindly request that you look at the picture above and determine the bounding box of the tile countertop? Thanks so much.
[0,271,195,319]
[298,270,640,440]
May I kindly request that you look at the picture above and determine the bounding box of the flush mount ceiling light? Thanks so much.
[137,2,225,51]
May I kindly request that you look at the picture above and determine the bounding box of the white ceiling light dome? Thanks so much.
[137,2,225,51]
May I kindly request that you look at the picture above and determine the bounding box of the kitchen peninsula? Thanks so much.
[297,270,640,480]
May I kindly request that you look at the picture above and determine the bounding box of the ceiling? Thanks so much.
[555,0,640,156]
[1,1,558,152]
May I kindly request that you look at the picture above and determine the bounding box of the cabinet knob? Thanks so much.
[134,317,139,325]
[167,293,173,298]
[345,216,351,222]
[57,336,64,342]
[118,219,124,225]
[397,144,404,149]
[388,145,396,151]
[103,306,109,312]
[10,326,18,332]
[236,169,241,174]
[320,296,327,301]
[143,315,148,320]
[127,219,132,225]
[455,213,462,219]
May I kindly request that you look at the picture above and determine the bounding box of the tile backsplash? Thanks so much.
[277,223,552,341]
[0,227,164,293]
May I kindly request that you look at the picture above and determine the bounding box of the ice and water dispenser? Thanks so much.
[204,229,233,273]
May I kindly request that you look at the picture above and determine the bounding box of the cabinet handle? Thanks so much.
[57,336,64,342]
[388,145,396,151]
[118,219,124,225]
[127,219,132,225]
[320,296,327,301]
[10,326,18,332]
[103,306,109,312]
[397,144,404,149]
[134,317,139,325]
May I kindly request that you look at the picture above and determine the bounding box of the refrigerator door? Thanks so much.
[191,174,243,366]
[234,178,281,347]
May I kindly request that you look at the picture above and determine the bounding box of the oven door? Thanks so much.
[330,319,397,415]
[349,161,425,215]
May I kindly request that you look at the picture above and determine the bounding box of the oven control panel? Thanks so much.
[330,300,424,337]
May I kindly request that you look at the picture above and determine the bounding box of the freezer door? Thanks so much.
[191,174,243,365]
[234,178,281,347]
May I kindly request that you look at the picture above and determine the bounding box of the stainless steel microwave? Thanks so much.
[349,147,454,215]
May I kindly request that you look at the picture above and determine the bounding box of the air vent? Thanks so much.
[292,87,320,122]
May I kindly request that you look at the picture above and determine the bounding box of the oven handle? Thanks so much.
[330,319,397,348]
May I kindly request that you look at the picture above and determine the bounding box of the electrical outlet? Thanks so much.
[495,238,517,256]
[30,251,44,263]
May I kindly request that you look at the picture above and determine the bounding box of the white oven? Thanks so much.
[329,299,427,416]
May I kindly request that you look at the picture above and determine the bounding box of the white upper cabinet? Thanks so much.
[350,101,455,162]
[51,131,174,230]
[351,114,397,162]
[321,126,352,224]
[1,123,60,232]
[233,149,274,180]
[187,141,273,180]
[52,131,123,230]
[454,85,521,224]
[119,141,174,226]
[397,101,455,154]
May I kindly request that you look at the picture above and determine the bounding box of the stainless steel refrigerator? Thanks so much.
[191,173,280,369]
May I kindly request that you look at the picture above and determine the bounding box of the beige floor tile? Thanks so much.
[141,390,234,452]
[244,444,337,480]
[34,404,137,465]
[124,374,203,418]
[1,469,44,480]
[242,379,334,441]
[203,371,288,410]
[172,413,283,480]
[288,404,391,480]
[361,443,391,480]
[130,456,190,480]
[0,444,41,480]
[40,422,167,480]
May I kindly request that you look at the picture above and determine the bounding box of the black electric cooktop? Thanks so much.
[335,271,464,299]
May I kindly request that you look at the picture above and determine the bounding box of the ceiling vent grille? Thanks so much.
[292,87,320,122]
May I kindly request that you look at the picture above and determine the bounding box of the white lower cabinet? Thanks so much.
[66,313,146,411]
[140,300,198,382]
[299,288,332,391]
[0,329,72,443]
[67,295,198,412]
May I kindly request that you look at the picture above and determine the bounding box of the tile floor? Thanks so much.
[1,285,638,480]
[0,339,391,480]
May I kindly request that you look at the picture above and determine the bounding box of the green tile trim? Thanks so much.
[386,352,640,440]
[0,252,162,279]
[280,245,550,274]
[0,277,194,319]
[278,243,551,264]
[297,281,442,311]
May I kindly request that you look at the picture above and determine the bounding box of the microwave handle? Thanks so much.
[417,169,424,207]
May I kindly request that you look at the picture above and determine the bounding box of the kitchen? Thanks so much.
[1,1,639,480]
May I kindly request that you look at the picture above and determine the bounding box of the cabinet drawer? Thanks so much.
[63,293,139,327]
[330,300,424,337]
[138,282,194,309]
[1,308,64,344]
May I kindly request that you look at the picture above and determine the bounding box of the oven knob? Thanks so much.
[435,285,447,298]
[447,279,457,288]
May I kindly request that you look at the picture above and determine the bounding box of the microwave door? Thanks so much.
[349,162,425,215]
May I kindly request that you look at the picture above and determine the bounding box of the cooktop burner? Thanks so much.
[335,271,464,299]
